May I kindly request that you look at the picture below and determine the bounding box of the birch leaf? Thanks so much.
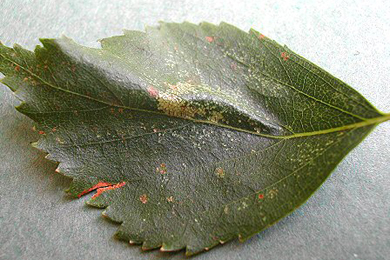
[0,22,389,256]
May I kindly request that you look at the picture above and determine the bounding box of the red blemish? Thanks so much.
[147,86,159,98]
[159,163,167,174]
[258,194,264,199]
[78,182,112,198]
[205,36,215,43]
[38,130,45,135]
[77,181,126,199]
[259,34,266,40]
[281,52,289,61]
[92,182,126,199]
[14,65,20,72]
[139,194,148,204]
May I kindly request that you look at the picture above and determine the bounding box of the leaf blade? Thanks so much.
[0,22,388,255]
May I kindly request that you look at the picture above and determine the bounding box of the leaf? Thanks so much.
[0,21,389,256]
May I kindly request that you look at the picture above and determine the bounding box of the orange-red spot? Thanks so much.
[259,34,266,40]
[78,182,112,198]
[147,86,159,98]
[205,36,215,43]
[38,130,45,135]
[258,194,264,199]
[14,65,20,72]
[159,163,167,174]
[92,182,126,199]
[281,52,289,61]
[77,181,126,198]
[139,194,148,204]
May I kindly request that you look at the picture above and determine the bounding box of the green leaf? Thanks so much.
[0,21,389,256]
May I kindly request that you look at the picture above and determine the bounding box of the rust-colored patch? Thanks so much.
[205,36,215,43]
[139,194,148,204]
[215,167,225,178]
[159,163,167,174]
[51,127,57,132]
[258,194,264,199]
[281,52,289,61]
[14,65,20,72]
[77,182,112,198]
[92,182,126,199]
[259,34,266,40]
[147,86,159,98]
[118,108,124,113]
[38,130,45,135]
[23,77,29,82]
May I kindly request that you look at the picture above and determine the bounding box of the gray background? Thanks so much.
[0,0,389,259]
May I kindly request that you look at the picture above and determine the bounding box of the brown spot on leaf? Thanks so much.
[92,182,126,199]
[78,182,112,198]
[215,167,225,178]
[14,65,20,72]
[140,194,148,204]
[205,36,215,43]
[159,163,167,174]
[147,86,159,98]
[281,52,289,61]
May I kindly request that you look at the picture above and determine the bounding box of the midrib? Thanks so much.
[2,53,389,140]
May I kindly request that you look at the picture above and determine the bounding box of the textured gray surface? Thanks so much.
[0,0,389,259]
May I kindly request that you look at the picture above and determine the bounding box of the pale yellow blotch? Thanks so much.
[267,188,278,199]
[157,81,208,118]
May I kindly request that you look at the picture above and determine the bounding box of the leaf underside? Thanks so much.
[0,21,388,256]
